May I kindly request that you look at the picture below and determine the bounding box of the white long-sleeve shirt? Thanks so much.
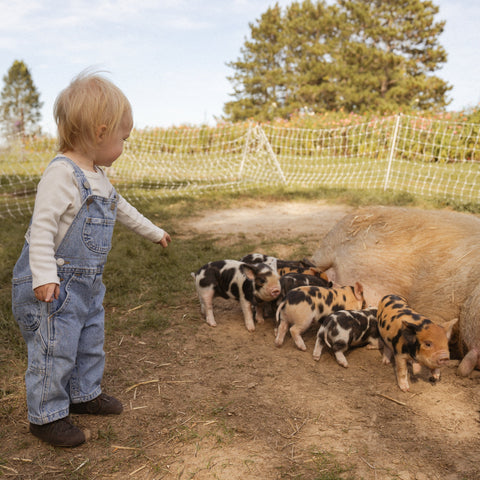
[27,158,166,289]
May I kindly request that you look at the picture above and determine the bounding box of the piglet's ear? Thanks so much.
[401,319,419,331]
[240,264,256,280]
[401,320,418,343]
[443,318,458,340]
[354,282,363,300]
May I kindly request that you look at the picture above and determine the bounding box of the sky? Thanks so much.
[0,0,479,135]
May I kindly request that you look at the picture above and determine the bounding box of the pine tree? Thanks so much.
[336,0,451,112]
[0,60,43,137]
[224,0,451,121]
[282,0,338,113]
[224,4,287,122]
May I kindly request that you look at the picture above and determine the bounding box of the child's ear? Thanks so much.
[96,125,108,142]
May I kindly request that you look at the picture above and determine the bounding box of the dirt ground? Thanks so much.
[2,200,480,480]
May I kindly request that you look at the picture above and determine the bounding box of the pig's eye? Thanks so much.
[256,278,266,286]
[424,341,432,348]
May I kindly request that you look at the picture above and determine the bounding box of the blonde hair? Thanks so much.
[54,71,133,154]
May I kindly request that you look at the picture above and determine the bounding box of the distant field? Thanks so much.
[1,113,480,217]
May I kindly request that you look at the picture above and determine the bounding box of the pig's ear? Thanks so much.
[301,258,315,267]
[401,320,418,342]
[354,282,364,299]
[443,318,458,339]
[240,264,257,280]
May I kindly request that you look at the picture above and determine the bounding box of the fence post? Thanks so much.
[257,125,287,184]
[383,114,401,191]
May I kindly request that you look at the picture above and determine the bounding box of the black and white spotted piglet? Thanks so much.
[191,260,281,332]
[312,307,380,367]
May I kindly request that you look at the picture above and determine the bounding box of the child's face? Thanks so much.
[94,115,132,168]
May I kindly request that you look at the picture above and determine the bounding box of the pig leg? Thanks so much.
[411,361,422,375]
[395,356,410,392]
[199,287,217,327]
[366,338,381,349]
[430,368,441,382]
[255,303,265,324]
[333,349,349,368]
[457,348,480,377]
[312,327,326,361]
[382,345,393,365]
[239,298,255,332]
[290,324,307,351]
[275,318,289,347]
[458,288,480,376]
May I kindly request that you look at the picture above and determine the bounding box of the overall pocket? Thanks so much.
[82,217,115,254]
[12,276,45,333]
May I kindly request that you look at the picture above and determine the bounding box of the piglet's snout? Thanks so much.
[436,351,450,365]
[270,286,281,298]
[261,284,281,301]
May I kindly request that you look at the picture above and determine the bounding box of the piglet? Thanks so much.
[312,307,380,367]
[240,253,329,281]
[191,260,281,332]
[377,294,458,392]
[275,283,365,351]
[273,272,331,310]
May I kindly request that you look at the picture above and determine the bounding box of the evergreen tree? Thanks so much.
[224,4,287,122]
[336,0,450,112]
[224,0,451,121]
[0,60,43,137]
[282,0,338,113]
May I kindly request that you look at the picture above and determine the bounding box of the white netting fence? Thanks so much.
[1,114,480,218]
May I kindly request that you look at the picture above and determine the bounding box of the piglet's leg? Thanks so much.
[457,348,479,377]
[200,288,216,327]
[255,304,265,324]
[382,346,393,365]
[239,298,255,332]
[312,334,324,361]
[411,361,422,375]
[366,338,381,350]
[430,368,441,382]
[395,357,410,392]
[334,350,349,368]
[275,319,289,347]
[290,325,307,351]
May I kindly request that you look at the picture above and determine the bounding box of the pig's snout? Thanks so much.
[436,351,450,364]
[429,350,450,368]
[270,286,281,298]
[260,285,281,301]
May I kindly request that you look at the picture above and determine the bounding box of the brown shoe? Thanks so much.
[70,393,123,415]
[30,417,86,447]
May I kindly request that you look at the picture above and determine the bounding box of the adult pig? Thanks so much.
[311,205,480,376]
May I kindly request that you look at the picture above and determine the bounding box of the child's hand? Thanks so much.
[157,232,171,248]
[34,283,60,303]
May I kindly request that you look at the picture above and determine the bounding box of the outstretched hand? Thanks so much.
[157,232,171,248]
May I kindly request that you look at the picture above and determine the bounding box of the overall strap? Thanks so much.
[49,156,92,202]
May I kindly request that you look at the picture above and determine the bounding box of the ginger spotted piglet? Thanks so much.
[275,283,365,351]
[377,294,458,392]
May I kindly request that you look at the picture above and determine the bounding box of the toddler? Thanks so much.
[12,72,171,447]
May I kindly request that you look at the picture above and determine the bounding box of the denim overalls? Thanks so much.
[12,156,117,425]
